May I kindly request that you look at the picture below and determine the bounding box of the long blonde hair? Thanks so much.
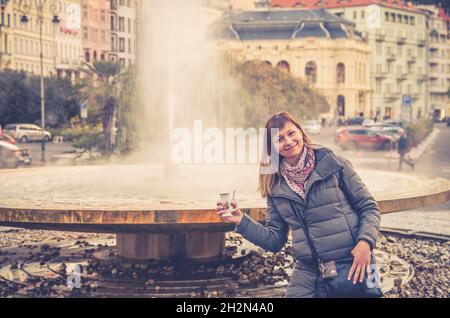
[258,112,322,198]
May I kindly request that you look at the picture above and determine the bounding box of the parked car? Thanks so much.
[0,133,16,144]
[0,141,32,168]
[378,126,405,141]
[303,120,321,135]
[365,123,394,130]
[346,117,365,126]
[362,119,375,127]
[335,127,396,150]
[3,124,52,143]
[383,119,406,128]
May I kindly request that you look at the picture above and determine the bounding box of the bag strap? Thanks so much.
[289,201,323,267]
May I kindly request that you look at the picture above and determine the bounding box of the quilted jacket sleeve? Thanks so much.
[235,197,289,253]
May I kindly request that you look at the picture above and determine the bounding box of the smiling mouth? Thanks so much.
[284,143,298,151]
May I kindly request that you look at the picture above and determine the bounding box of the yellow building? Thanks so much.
[216,8,372,122]
[0,0,81,78]
[0,0,13,69]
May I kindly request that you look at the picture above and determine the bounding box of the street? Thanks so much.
[377,123,450,236]
[17,141,76,167]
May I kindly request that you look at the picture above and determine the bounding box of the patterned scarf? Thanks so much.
[280,146,316,199]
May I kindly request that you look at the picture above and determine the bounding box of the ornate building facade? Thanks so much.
[80,0,110,64]
[271,0,449,122]
[217,8,372,122]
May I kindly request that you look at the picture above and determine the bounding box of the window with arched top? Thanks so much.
[337,63,345,83]
[263,61,272,66]
[277,60,290,73]
[305,61,317,84]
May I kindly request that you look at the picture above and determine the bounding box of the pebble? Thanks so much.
[0,230,448,298]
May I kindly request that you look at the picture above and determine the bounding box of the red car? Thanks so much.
[0,133,16,144]
[335,127,396,150]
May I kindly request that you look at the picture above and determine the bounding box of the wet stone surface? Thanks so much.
[0,229,446,298]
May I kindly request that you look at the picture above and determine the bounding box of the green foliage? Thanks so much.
[89,61,123,78]
[116,66,141,154]
[230,60,330,127]
[49,125,101,141]
[71,131,105,151]
[406,118,434,147]
[82,61,124,153]
[0,70,82,128]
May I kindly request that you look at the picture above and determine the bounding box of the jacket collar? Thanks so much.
[270,147,344,203]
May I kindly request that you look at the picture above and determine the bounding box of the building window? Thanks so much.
[82,6,88,19]
[119,38,125,52]
[277,60,290,73]
[119,17,125,32]
[376,80,381,94]
[385,107,392,119]
[337,63,345,83]
[376,64,381,73]
[100,10,106,22]
[385,12,389,21]
[376,44,382,55]
[305,61,317,84]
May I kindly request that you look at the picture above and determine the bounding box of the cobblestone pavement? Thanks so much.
[0,229,438,298]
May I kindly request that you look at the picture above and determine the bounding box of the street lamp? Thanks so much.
[19,0,61,163]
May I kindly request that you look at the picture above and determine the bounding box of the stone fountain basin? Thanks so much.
[0,164,449,234]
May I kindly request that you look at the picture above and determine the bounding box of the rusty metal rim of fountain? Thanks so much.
[0,186,449,233]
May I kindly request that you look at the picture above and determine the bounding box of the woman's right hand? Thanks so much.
[216,201,244,225]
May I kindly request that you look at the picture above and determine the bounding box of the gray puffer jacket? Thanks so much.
[235,147,381,297]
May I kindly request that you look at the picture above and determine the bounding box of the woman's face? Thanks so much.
[272,121,304,160]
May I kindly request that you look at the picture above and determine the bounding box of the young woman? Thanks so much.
[217,112,381,298]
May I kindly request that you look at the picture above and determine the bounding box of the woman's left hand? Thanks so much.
[347,240,372,284]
